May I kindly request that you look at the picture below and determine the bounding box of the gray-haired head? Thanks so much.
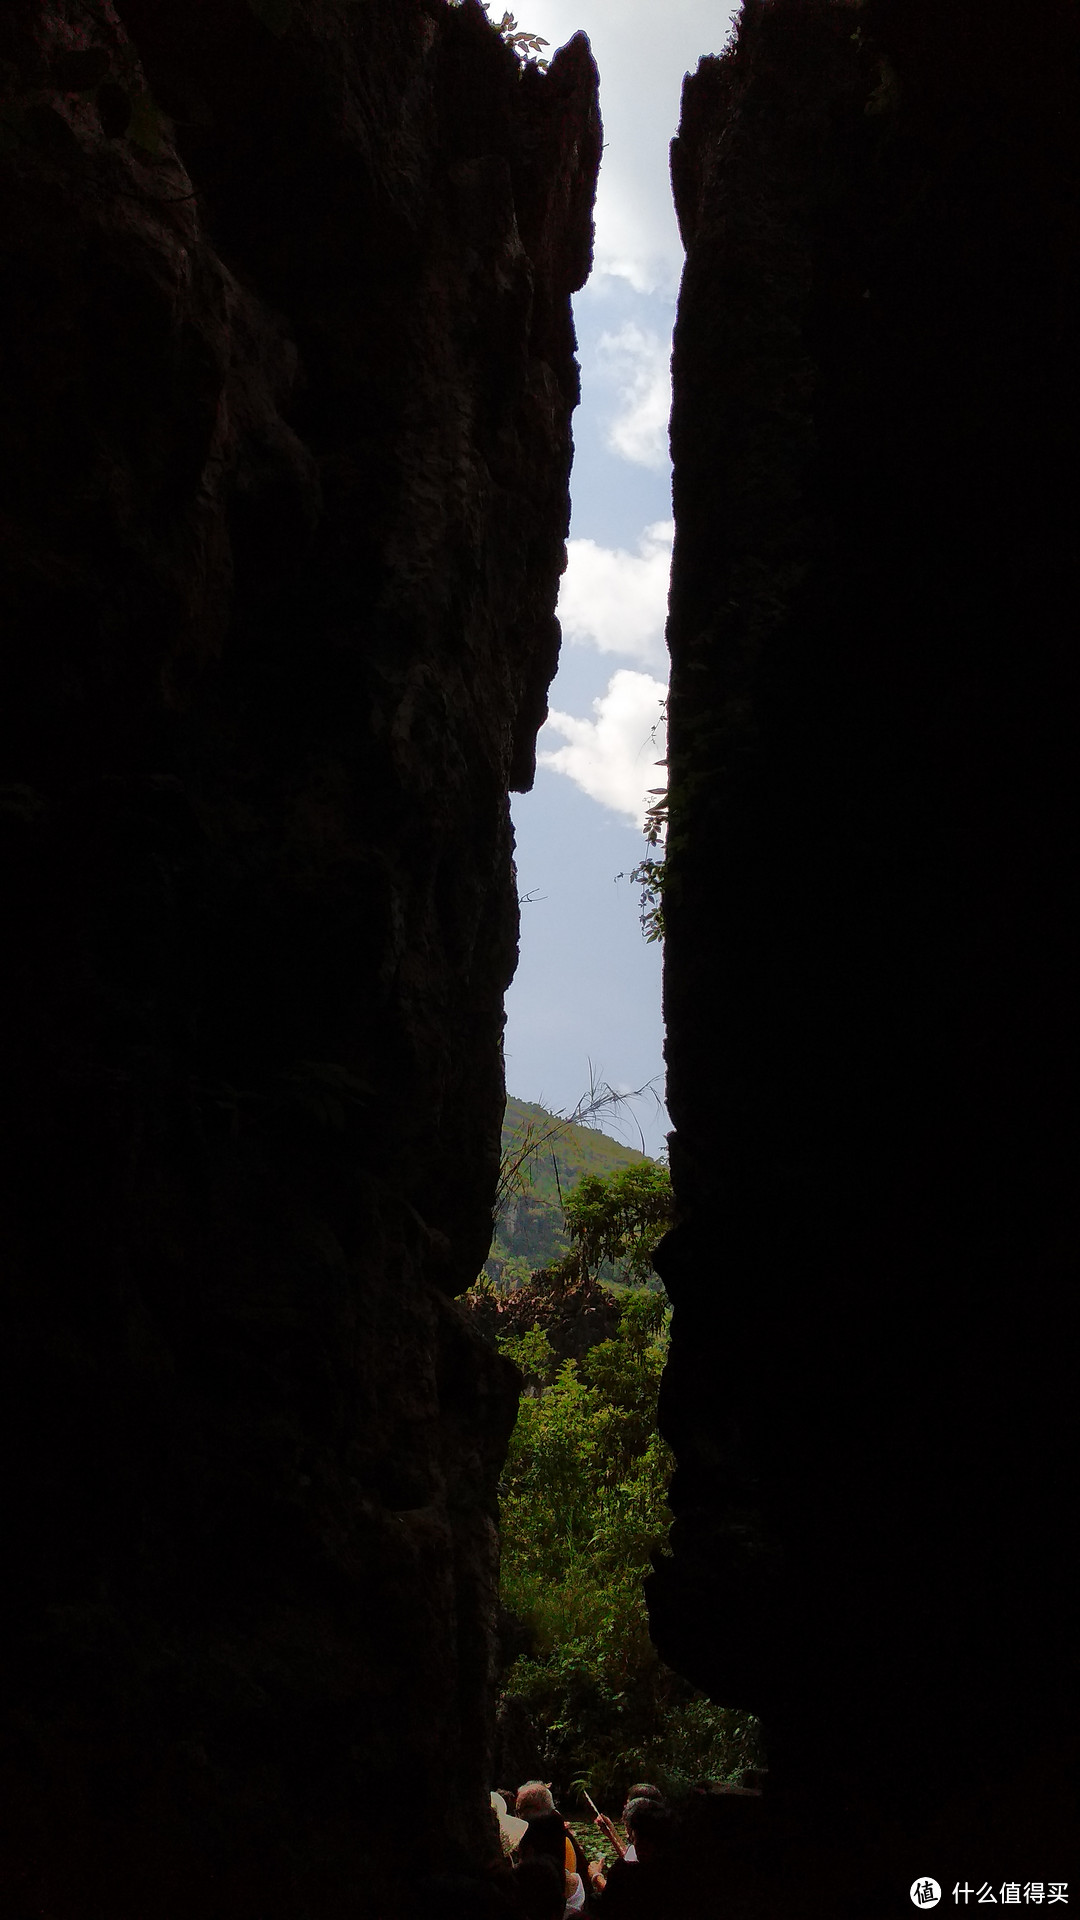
[515,1780,556,1817]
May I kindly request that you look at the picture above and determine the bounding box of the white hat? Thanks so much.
[491,1792,529,1853]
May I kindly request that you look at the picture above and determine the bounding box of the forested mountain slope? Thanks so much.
[487,1095,650,1280]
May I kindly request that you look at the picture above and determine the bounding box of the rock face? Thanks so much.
[465,1267,621,1366]
[652,0,1078,1905]
[0,1,599,1911]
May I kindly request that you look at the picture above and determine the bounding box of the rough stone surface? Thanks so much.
[0,1,599,1911]
[464,1265,621,1366]
[652,0,1078,1907]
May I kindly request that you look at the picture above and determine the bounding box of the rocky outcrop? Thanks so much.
[652,0,1078,1906]
[465,1266,621,1366]
[0,1,599,1911]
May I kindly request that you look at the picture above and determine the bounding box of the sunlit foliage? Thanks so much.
[498,1296,762,1804]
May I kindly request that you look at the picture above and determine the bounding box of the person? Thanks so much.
[516,1784,585,1882]
[518,1809,585,1914]
[621,1784,665,1862]
[587,1800,677,1916]
[514,1781,556,1818]
[592,1784,666,1866]
[512,1856,566,1920]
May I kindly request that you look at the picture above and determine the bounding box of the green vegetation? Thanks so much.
[478,4,549,67]
[618,698,668,944]
[563,1161,672,1286]
[446,1,549,67]
[491,1161,763,1806]
[487,1096,649,1284]
[628,782,668,944]
[498,1298,761,1804]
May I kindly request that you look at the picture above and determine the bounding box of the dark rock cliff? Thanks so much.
[653,0,1078,1907]
[0,1,599,1911]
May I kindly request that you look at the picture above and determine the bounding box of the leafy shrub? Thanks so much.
[479,4,549,67]
[498,1299,763,1807]
[562,1164,673,1286]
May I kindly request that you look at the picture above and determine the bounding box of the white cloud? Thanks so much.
[594,322,672,470]
[558,520,672,663]
[592,179,677,298]
[505,0,741,296]
[539,669,668,824]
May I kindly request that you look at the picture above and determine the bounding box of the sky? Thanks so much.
[500,0,739,1158]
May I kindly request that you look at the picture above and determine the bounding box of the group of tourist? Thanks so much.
[489,1779,676,1919]
[407,1773,765,1918]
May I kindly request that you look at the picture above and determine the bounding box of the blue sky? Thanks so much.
[500,0,739,1157]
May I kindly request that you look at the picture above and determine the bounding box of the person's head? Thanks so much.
[517,1809,567,1870]
[623,1797,651,1834]
[514,1781,555,1818]
[626,1800,675,1864]
[624,1782,664,1812]
[512,1856,564,1920]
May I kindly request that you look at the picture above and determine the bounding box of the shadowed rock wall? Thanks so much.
[652,0,1078,1906]
[0,1,599,1911]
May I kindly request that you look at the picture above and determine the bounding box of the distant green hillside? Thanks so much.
[486,1095,650,1284]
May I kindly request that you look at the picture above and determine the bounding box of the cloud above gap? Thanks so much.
[593,323,672,471]
[558,520,673,665]
[539,669,668,825]
[591,180,679,299]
